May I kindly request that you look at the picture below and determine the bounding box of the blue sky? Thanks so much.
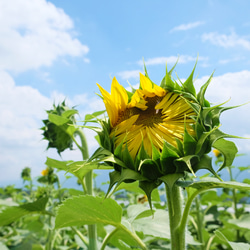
[0,0,250,186]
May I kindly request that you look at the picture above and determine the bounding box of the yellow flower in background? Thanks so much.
[97,73,196,159]
[213,149,221,157]
[41,169,49,176]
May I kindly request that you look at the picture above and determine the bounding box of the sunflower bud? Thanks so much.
[41,101,77,154]
[90,61,239,205]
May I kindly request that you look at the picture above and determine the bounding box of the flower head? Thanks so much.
[90,61,239,205]
[98,73,196,160]
[41,169,49,176]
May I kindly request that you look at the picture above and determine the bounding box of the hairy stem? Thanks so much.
[166,183,186,250]
[195,196,205,250]
[74,129,97,250]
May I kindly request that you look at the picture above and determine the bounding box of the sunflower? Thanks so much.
[41,169,49,176]
[90,62,238,203]
[97,73,196,160]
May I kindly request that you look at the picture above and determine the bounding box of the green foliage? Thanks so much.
[55,196,122,228]
[0,197,48,226]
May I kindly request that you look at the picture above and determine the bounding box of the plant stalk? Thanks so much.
[195,196,205,250]
[165,183,186,250]
[74,129,97,250]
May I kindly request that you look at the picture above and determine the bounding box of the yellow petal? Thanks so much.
[97,83,118,127]
[111,77,128,111]
[140,73,153,91]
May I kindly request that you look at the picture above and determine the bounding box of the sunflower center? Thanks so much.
[115,95,164,127]
[134,96,164,126]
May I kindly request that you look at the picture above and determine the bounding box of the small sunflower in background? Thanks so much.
[41,168,49,176]
[90,61,238,203]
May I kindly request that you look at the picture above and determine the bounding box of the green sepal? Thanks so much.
[174,155,199,176]
[114,140,135,171]
[192,154,222,181]
[106,168,148,198]
[139,180,162,212]
[197,72,214,107]
[139,159,162,181]
[106,170,121,197]
[182,60,197,97]
[183,126,197,155]
[175,138,184,156]
[134,141,150,169]
[195,125,220,156]
[160,142,179,175]
[210,102,247,128]
[161,63,182,92]
[212,138,238,171]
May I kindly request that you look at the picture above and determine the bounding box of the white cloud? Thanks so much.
[202,32,250,50]
[0,0,89,72]
[117,70,142,80]
[170,21,204,33]
[218,56,242,65]
[138,55,203,66]
[194,70,250,153]
[0,71,102,184]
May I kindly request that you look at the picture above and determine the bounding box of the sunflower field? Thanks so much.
[1,63,250,250]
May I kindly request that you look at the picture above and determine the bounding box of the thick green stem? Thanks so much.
[166,184,186,250]
[195,196,205,250]
[228,167,238,219]
[228,166,240,241]
[74,129,97,250]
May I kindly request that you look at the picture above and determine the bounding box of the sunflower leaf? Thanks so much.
[55,196,122,229]
[215,230,250,250]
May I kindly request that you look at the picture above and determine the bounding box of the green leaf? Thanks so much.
[132,209,171,239]
[188,177,250,192]
[55,195,122,228]
[68,161,112,180]
[45,157,72,171]
[0,242,8,250]
[0,197,48,226]
[126,204,153,223]
[84,110,105,124]
[228,214,250,230]
[215,230,250,250]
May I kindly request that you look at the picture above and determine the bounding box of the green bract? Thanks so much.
[86,62,239,205]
